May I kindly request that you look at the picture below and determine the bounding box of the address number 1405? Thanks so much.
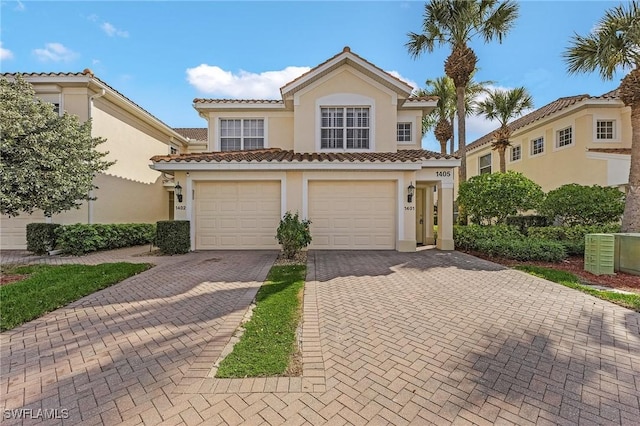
[436,171,451,177]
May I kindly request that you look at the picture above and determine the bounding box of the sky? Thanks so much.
[0,0,630,151]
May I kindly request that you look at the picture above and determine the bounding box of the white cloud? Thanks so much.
[33,43,78,62]
[186,65,311,98]
[101,22,129,38]
[0,42,14,60]
[386,70,419,91]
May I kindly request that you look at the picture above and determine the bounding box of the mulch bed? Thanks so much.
[0,274,28,286]
[466,250,640,294]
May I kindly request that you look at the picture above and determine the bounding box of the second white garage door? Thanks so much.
[309,181,396,249]
[195,181,281,249]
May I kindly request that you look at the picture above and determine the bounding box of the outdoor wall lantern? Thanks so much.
[174,182,183,203]
[407,182,415,203]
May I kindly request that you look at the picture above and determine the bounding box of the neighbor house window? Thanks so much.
[479,153,492,174]
[510,145,521,162]
[321,107,369,149]
[220,119,264,151]
[556,127,573,148]
[531,137,544,156]
[397,122,412,143]
[596,120,615,140]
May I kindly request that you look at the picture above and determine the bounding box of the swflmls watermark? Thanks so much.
[3,408,69,420]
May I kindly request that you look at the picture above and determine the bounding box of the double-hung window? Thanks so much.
[531,137,544,156]
[220,119,264,151]
[321,107,369,149]
[596,120,615,140]
[479,153,492,174]
[397,122,412,143]
[510,145,521,162]
[556,127,573,148]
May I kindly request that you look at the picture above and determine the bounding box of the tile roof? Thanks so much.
[193,99,284,105]
[588,148,631,155]
[151,148,456,164]
[173,127,208,141]
[2,71,187,143]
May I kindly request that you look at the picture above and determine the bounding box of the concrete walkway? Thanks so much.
[1,248,639,425]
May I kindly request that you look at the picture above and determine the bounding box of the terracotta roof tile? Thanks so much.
[173,127,208,141]
[405,96,439,102]
[193,98,284,104]
[151,148,456,164]
[588,148,631,155]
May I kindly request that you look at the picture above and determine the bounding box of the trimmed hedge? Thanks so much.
[453,225,523,251]
[26,223,62,255]
[474,238,567,262]
[55,223,156,256]
[506,215,550,235]
[527,224,621,255]
[156,220,190,255]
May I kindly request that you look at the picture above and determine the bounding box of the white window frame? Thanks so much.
[510,144,522,163]
[555,126,574,150]
[397,122,412,143]
[479,153,492,175]
[320,107,370,150]
[530,136,545,157]
[218,118,266,151]
[315,93,375,152]
[594,119,618,142]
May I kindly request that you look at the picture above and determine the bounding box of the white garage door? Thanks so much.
[309,181,396,249]
[1,213,45,250]
[195,181,281,249]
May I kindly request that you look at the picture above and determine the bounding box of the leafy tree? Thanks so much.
[416,72,492,154]
[563,1,639,232]
[539,184,625,226]
[276,211,312,259]
[457,171,544,224]
[0,75,113,217]
[407,0,519,183]
[476,87,533,172]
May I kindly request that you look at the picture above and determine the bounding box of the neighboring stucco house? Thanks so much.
[0,71,189,249]
[151,47,460,251]
[463,89,632,193]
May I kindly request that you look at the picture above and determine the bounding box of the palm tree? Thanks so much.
[564,1,639,232]
[406,0,519,183]
[417,74,492,155]
[476,87,533,172]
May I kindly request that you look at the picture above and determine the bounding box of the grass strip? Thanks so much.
[515,265,640,312]
[216,264,306,378]
[1,263,151,331]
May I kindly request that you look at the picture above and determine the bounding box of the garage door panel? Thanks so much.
[196,181,280,249]
[309,181,395,250]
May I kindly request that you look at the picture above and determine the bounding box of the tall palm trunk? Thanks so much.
[456,85,467,183]
[449,117,455,155]
[621,104,640,232]
[498,146,507,173]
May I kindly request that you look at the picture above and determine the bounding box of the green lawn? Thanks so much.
[515,265,640,312]
[216,264,306,378]
[1,263,151,331]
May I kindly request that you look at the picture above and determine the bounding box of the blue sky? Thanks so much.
[0,0,628,151]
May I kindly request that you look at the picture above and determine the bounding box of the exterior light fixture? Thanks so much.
[174,182,183,203]
[407,182,415,203]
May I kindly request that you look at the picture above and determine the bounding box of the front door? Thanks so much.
[416,188,424,245]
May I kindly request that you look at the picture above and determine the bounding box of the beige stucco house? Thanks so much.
[463,89,631,193]
[0,71,189,249]
[151,47,460,251]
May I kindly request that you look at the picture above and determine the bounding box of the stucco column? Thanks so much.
[397,172,417,252]
[436,181,454,250]
[425,185,435,245]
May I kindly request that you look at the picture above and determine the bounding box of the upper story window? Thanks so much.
[220,118,264,151]
[556,126,573,148]
[320,107,369,149]
[479,153,492,175]
[510,145,521,162]
[397,122,412,143]
[531,137,544,156]
[52,103,60,115]
[596,120,616,140]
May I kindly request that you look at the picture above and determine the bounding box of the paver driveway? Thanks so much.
[1,248,639,425]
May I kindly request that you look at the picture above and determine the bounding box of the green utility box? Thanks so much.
[613,233,640,276]
[584,233,615,275]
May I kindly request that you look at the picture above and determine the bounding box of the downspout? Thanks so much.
[87,88,106,224]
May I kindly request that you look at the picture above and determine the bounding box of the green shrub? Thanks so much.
[539,184,625,226]
[276,212,312,259]
[453,225,523,251]
[475,238,567,262]
[527,224,621,255]
[506,215,550,235]
[26,223,62,255]
[156,220,190,255]
[56,223,156,255]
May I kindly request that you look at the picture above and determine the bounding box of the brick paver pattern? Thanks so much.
[1,247,639,425]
